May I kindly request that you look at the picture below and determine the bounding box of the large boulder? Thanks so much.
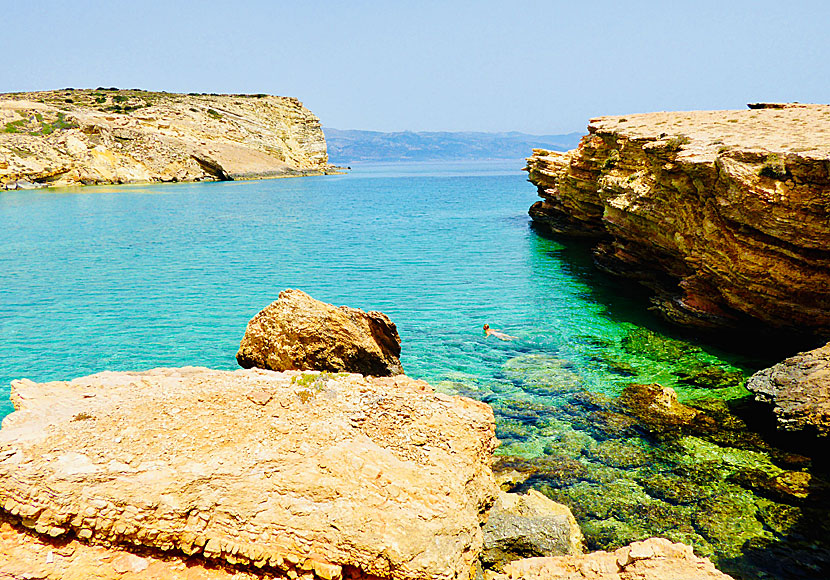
[0,367,498,580]
[237,289,404,376]
[486,537,734,580]
[481,490,585,571]
[746,342,830,436]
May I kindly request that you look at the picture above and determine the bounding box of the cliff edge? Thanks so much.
[0,88,334,189]
[526,103,830,336]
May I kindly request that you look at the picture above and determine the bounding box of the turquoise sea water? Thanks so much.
[0,161,827,578]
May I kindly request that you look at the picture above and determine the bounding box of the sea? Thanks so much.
[0,160,827,579]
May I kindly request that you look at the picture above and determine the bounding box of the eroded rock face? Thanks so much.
[746,342,830,436]
[0,367,498,580]
[481,490,585,572]
[526,104,830,336]
[0,89,334,189]
[237,289,404,376]
[486,537,734,580]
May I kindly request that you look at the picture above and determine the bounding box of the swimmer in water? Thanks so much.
[483,324,518,341]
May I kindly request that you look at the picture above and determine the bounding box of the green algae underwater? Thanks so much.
[0,160,827,579]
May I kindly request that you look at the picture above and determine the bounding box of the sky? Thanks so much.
[2,1,828,133]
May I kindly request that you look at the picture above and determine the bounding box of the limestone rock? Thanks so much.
[526,104,830,336]
[481,490,585,572]
[486,537,734,580]
[0,514,279,579]
[746,342,830,436]
[0,89,335,190]
[237,289,404,376]
[0,367,498,580]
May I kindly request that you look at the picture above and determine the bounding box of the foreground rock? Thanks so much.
[746,342,830,436]
[0,367,497,580]
[481,490,585,571]
[237,289,404,376]
[526,103,830,336]
[486,537,734,580]
[0,88,334,189]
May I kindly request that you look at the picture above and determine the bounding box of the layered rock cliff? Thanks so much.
[0,88,334,189]
[526,104,830,336]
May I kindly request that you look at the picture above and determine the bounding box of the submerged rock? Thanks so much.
[0,367,497,580]
[237,289,404,376]
[746,342,830,436]
[487,537,734,580]
[527,104,830,335]
[481,490,585,572]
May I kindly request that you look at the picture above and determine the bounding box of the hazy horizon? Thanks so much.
[2,1,827,134]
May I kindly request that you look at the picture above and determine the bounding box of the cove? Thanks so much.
[0,160,827,579]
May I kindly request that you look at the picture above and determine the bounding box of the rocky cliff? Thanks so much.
[0,88,334,189]
[526,104,830,336]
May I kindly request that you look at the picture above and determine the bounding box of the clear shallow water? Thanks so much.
[0,160,827,578]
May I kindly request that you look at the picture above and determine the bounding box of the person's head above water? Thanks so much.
[483,324,490,331]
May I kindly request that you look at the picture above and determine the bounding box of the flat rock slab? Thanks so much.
[0,367,498,580]
[486,537,734,580]
[747,342,830,436]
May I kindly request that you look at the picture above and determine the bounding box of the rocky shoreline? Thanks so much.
[0,293,739,580]
[0,89,338,190]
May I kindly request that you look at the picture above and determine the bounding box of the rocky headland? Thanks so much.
[526,103,830,337]
[0,88,336,189]
[0,289,737,580]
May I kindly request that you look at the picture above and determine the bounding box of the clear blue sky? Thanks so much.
[2,1,827,133]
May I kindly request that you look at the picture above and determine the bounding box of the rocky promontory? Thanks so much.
[526,104,830,336]
[0,88,335,189]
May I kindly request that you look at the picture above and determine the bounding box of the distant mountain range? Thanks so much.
[323,128,583,164]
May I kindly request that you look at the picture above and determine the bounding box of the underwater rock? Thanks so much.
[755,499,802,536]
[237,289,404,376]
[492,455,590,491]
[746,341,830,436]
[488,537,734,580]
[728,468,816,504]
[620,327,698,361]
[675,364,746,390]
[0,367,497,580]
[481,490,585,572]
[692,493,765,558]
[640,473,716,505]
[501,354,583,395]
[618,383,699,434]
[527,105,830,334]
[584,439,652,469]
